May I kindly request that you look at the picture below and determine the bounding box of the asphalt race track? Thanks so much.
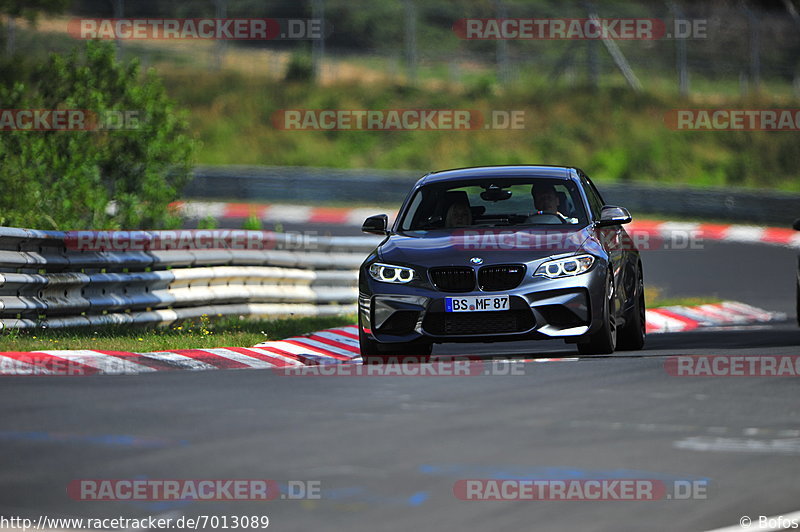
[1,233,798,531]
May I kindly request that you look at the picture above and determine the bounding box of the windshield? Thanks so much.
[398,178,589,234]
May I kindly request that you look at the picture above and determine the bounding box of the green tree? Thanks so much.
[0,41,195,229]
[0,0,67,19]
[0,0,69,53]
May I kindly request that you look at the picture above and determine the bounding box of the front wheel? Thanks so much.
[359,326,432,364]
[796,278,799,327]
[577,273,617,355]
[617,269,646,351]
[358,325,381,363]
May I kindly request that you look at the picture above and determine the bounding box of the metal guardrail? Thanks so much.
[0,227,380,330]
[188,165,800,226]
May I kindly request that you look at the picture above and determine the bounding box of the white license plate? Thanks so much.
[445,295,510,312]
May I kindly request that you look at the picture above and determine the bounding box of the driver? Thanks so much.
[531,184,578,223]
[445,200,472,228]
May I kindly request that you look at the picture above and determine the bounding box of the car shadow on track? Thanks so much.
[430,322,800,361]
[639,322,800,352]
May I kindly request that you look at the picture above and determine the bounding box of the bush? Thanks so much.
[284,51,314,83]
[0,41,195,230]
[242,215,263,231]
[196,215,218,230]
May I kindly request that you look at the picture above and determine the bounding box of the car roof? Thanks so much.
[417,165,579,186]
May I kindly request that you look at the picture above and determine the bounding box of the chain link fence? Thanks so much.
[5,0,798,98]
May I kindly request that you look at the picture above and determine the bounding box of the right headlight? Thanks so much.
[534,254,595,279]
[368,262,416,284]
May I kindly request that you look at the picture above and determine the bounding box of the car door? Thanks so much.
[580,172,628,313]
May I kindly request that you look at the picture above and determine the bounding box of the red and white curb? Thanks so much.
[0,302,786,376]
[175,201,800,249]
[175,201,387,228]
[645,301,785,333]
[626,220,800,248]
[0,327,360,376]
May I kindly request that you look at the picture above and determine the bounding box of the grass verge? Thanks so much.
[0,314,356,353]
[0,291,728,354]
[645,287,723,308]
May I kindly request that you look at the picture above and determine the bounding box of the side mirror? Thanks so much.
[362,214,389,235]
[596,205,632,227]
[793,218,800,231]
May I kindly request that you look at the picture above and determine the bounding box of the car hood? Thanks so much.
[379,226,595,266]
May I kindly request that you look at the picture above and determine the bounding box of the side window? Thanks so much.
[581,176,604,220]
[586,178,606,205]
[401,190,424,230]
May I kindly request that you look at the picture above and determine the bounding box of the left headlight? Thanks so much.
[368,263,416,284]
[534,254,595,279]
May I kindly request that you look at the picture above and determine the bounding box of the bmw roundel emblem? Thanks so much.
[470,257,484,265]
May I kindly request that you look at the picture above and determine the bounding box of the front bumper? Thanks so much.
[359,264,607,345]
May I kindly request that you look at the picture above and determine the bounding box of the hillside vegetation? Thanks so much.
[165,71,800,191]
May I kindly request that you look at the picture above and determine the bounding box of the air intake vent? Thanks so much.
[423,310,535,335]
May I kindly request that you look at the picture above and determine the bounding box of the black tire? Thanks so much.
[577,273,617,356]
[617,268,646,351]
[359,323,432,364]
[358,324,382,363]
[796,278,800,327]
